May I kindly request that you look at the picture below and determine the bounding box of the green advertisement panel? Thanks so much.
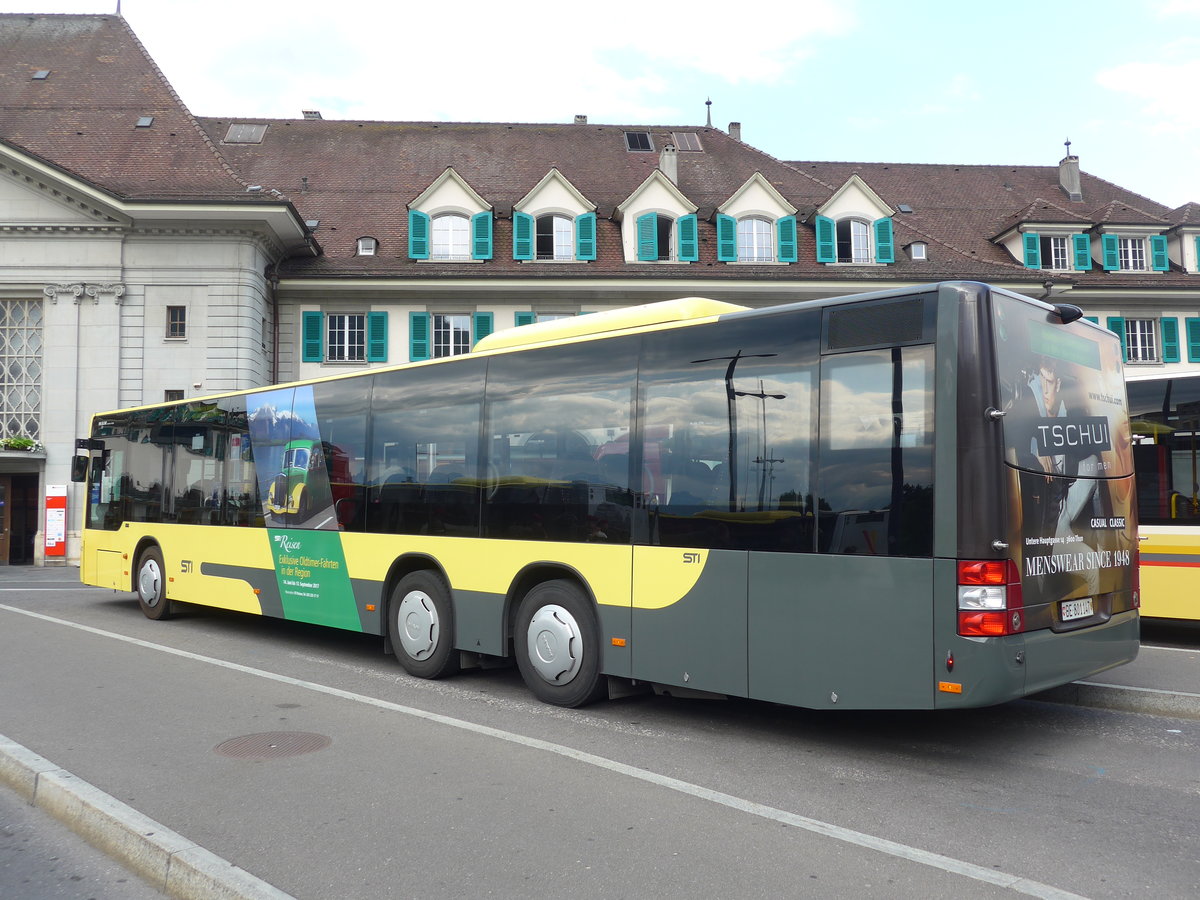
[266,528,360,629]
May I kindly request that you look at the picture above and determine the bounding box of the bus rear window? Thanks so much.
[992,295,1132,480]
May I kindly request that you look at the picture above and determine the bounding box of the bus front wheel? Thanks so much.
[389,571,460,679]
[135,546,173,620]
[515,579,606,707]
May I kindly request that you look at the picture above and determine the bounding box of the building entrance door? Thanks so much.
[0,477,11,564]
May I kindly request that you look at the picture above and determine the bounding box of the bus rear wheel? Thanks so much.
[135,546,172,620]
[389,570,460,679]
[515,579,606,708]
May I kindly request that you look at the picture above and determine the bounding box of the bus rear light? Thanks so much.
[957,559,1023,636]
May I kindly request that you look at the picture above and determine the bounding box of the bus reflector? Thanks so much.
[957,559,1024,636]
[938,681,963,694]
[611,637,627,647]
[1132,547,1141,608]
[365,604,376,612]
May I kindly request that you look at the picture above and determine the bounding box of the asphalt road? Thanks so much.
[1,567,1198,899]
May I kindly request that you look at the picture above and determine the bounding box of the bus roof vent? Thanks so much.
[473,297,749,353]
[824,297,927,352]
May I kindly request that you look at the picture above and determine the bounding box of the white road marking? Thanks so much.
[1,603,1085,899]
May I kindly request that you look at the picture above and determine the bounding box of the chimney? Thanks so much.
[1059,154,1082,202]
[574,114,588,125]
[660,143,678,184]
[728,121,741,142]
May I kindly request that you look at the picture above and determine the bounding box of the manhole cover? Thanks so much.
[213,731,331,760]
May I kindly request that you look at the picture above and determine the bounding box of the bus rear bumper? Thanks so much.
[1022,609,1140,696]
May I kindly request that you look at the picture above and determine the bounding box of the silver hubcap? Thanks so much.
[526,604,582,685]
[398,590,438,661]
[138,558,162,608]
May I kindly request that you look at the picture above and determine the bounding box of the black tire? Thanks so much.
[389,570,460,679]
[514,579,606,707]
[134,546,172,620]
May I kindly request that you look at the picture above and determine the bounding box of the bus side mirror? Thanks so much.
[71,455,90,483]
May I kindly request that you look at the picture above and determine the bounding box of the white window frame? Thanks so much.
[536,214,574,261]
[327,313,366,362]
[836,218,872,263]
[1125,318,1158,363]
[737,216,774,262]
[356,237,378,256]
[909,242,927,260]
[432,313,472,358]
[1119,237,1147,271]
[1043,235,1069,270]
[431,214,471,261]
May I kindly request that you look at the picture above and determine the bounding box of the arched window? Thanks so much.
[536,214,574,260]
[356,236,377,256]
[836,219,871,263]
[737,217,774,262]
[431,214,470,260]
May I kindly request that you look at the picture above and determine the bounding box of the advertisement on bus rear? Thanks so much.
[992,295,1136,611]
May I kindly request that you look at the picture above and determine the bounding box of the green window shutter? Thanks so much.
[1072,233,1092,270]
[366,311,388,362]
[575,212,596,260]
[636,212,658,261]
[473,312,494,347]
[1162,317,1180,362]
[777,215,798,263]
[1106,316,1127,361]
[676,214,698,262]
[515,312,537,327]
[408,210,430,260]
[471,211,493,260]
[716,214,737,261]
[873,217,895,263]
[513,211,534,260]
[409,312,430,361]
[302,311,323,362]
[1022,232,1041,269]
[1101,234,1120,270]
[1186,318,1200,362]
[1195,236,1200,272]
[814,215,836,263]
[1084,316,1099,324]
[1150,234,1170,271]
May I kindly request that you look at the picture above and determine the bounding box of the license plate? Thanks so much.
[1061,597,1094,621]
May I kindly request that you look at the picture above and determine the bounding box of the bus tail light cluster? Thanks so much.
[957,559,1024,636]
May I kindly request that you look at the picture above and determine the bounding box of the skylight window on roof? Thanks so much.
[32,70,50,80]
[673,132,702,152]
[897,203,914,213]
[136,116,154,128]
[625,131,653,152]
[224,123,268,144]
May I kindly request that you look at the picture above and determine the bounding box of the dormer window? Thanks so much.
[1099,234,1169,272]
[1020,233,1092,271]
[536,215,574,260]
[431,214,470,260]
[836,219,872,263]
[738,217,775,262]
[814,216,894,264]
[909,242,927,261]
[356,237,378,256]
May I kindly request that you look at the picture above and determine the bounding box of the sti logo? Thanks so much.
[273,535,302,553]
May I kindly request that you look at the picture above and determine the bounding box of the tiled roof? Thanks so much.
[3,13,1197,289]
[0,14,248,200]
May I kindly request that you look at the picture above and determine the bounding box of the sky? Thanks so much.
[6,0,1200,208]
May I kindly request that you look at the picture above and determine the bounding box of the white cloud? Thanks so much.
[1095,59,1200,136]
[116,0,856,122]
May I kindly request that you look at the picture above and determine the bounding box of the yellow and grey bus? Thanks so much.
[74,282,1139,709]
[1128,371,1200,620]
